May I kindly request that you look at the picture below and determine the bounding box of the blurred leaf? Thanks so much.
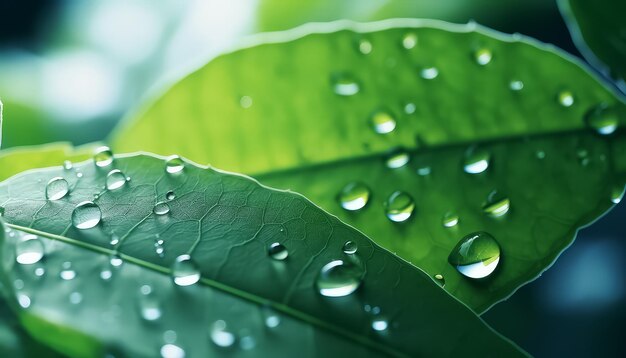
[559,0,626,91]
[0,153,524,356]
[0,143,92,182]
[112,21,626,312]
[0,100,52,149]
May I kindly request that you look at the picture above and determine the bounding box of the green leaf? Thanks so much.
[559,0,626,91]
[0,143,92,182]
[0,153,524,357]
[111,21,626,312]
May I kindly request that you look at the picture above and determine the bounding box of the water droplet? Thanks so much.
[420,67,439,80]
[160,344,185,358]
[482,191,510,217]
[45,177,69,200]
[385,149,410,169]
[585,104,620,135]
[166,191,176,200]
[172,255,200,286]
[337,182,370,211]
[100,269,112,281]
[474,48,492,65]
[370,111,396,134]
[240,96,253,109]
[558,91,574,107]
[210,320,236,348]
[60,262,77,280]
[106,169,127,190]
[342,241,357,254]
[463,147,491,174]
[110,235,119,246]
[404,102,416,114]
[34,267,45,277]
[166,156,185,174]
[154,202,170,216]
[509,80,524,91]
[536,150,546,159]
[62,160,73,170]
[263,307,281,328]
[448,231,500,279]
[372,316,389,331]
[611,184,625,204]
[139,285,162,321]
[72,201,101,229]
[76,172,83,178]
[442,212,459,228]
[402,32,417,49]
[110,254,123,267]
[268,242,288,261]
[94,146,113,167]
[15,236,44,265]
[332,74,360,96]
[316,260,364,297]
[434,274,445,287]
[69,292,83,304]
[384,191,415,222]
[358,38,372,54]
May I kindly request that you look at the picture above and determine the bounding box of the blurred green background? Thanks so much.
[0,1,623,356]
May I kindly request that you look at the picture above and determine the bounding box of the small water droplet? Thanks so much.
[585,104,620,135]
[536,150,546,159]
[106,169,127,190]
[110,254,123,267]
[474,48,492,65]
[558,91,574,107]
[166,191,176,200]
[611,184,625,204]
[45,177,69,200]
[172,255,200,286]
[442,212,459,228]
[358,38,372,54]
[316,260,363,297]
[463,147,490,174]
[268,242,288,260]
[94,146,113,167]
[372,316,389,331]
[100,269,112,281]
[18,294,31,308]
[404,102,416,114]
[332,74,360,96]
[160,344,185,358]
[240,96,253,109]
[370,111,396,134]
[110,235,119,246]
[402,32,417,49]
[69,292,83,304]
[337,182,370,211]
[166,156,185,174]
[76,172,83,178]
[509,80,524,91]
[420,67,439,80]
[154,202,170,216]
[342,241,357,254]
[16,235,44,265]
[34,267,45,277]
[72,201,102,229]
[60,262,77,280]
[434,274,446,287]
[263,307,281,328]
[384,191,415,222]
[483,190,510,217]
[385,149,410,169]
[139,285,162,321]
[448,231,500,279]
[210,320,236,348]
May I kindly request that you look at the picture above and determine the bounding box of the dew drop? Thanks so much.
[442,212,459,228]
[474,48,492,65]
[17,294,31,308]
[370,111,396,134]
[100,269,112,281]
[94,146,114,167]
[210,320,236,348]
[332,74,360,96]
[69,292,83,305]
[34,267,45,277]
[45,177,69,200]
[385,149,410,169]
[482,190,510,217]
[463,147,491,174]
[154,202,170,216]
[402,32,417,49]
[420,67,439,80]
[15,236,44,265]
[239,96,253,109]
[585,104,620,135]
[166,156,185,174]
[558,91,574,107]
[509,80,524,91]
[172,255,200,286]
[268,242,288,261]
[342,240,357,254]
[372,316,389,332]
[448,231,500,279]
[337,182,370,211]
[536,150,546,159]
[434,274,446,287]
[110,254,123,267]
[106,169,127,190]
[139,285,162,321]
[611,184,625,204]
[404,102,416,114]
[63,160,73,170]
[316,260,363,297]
[71,201,101,229]
[60,262,77,280]
[76,172,83,178]
[263,307,281,328]
[358,38,372,54]
[166,191,176,200]
[160,344,185,358]
[384,191,415,222]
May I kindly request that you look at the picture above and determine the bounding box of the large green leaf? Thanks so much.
[111,20,626,312]
[559,0,626,92]
[0,153,523,357]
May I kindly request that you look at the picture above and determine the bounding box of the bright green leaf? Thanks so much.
[111,20,626,312]
[0,153,524,357]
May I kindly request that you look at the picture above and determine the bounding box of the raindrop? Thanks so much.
[172,255,200,286]
[463,147,491,174]
[332,74,360,96]
[558,91,574,107]
[154,202,170,216]
[337,182,370,211]
[420,67,439,80]
[585,104,620,135]
[448,231,501,279]
[106,169,127,190]
[166,156,185,174]
[358,38,372,54]
[239,96,253,109]
[166,191,176,200]
[370,111,396,134]
[45,177,69,200]
[139,285,162,321]
[15,236,44,265]
[384,191,415,222]
[402,32,417,49]
[210,320,236,348]
[342,241,358,254]
[474,48,492,65]
[482,191,510,217]
[160,344,185,358]
[611,184,625,204]
[434,274,446,287]
[316,259,364,297]
[385,149,410,169]
[71,201,101,229]
[509,80,524,91]
[268,242,288,261]
[94,146,114,167]
[442,212,459,228]
[63,160,73,170]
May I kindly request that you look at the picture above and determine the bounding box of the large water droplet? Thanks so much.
[210,320,236,348]
[154,202,170,216]
[139,285,162,321]
[342,241,357,254]
[72,201,101,229]
[106,169,127,190]
[474,48,492,65]
[94,146,113,167]
[172,255,200,286]
[268,242,288,260]
[15,235,44,265]
[45,177,69,200]
[332,74,360,96]
[166,156,185,174]
[463,147,491,174]
[385,149,410,169]
[448,232,501,279]
[420,67,439,80]
[585,104,620,135]
[558,91,574,107]
[442,212,459,228]
[611,184,625,204]
[370,111,396,134]
[402,32,417,49]
[482,191,510,217]
[337,182,370,211]
[316,260,364,297]
[384,191,415,222]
